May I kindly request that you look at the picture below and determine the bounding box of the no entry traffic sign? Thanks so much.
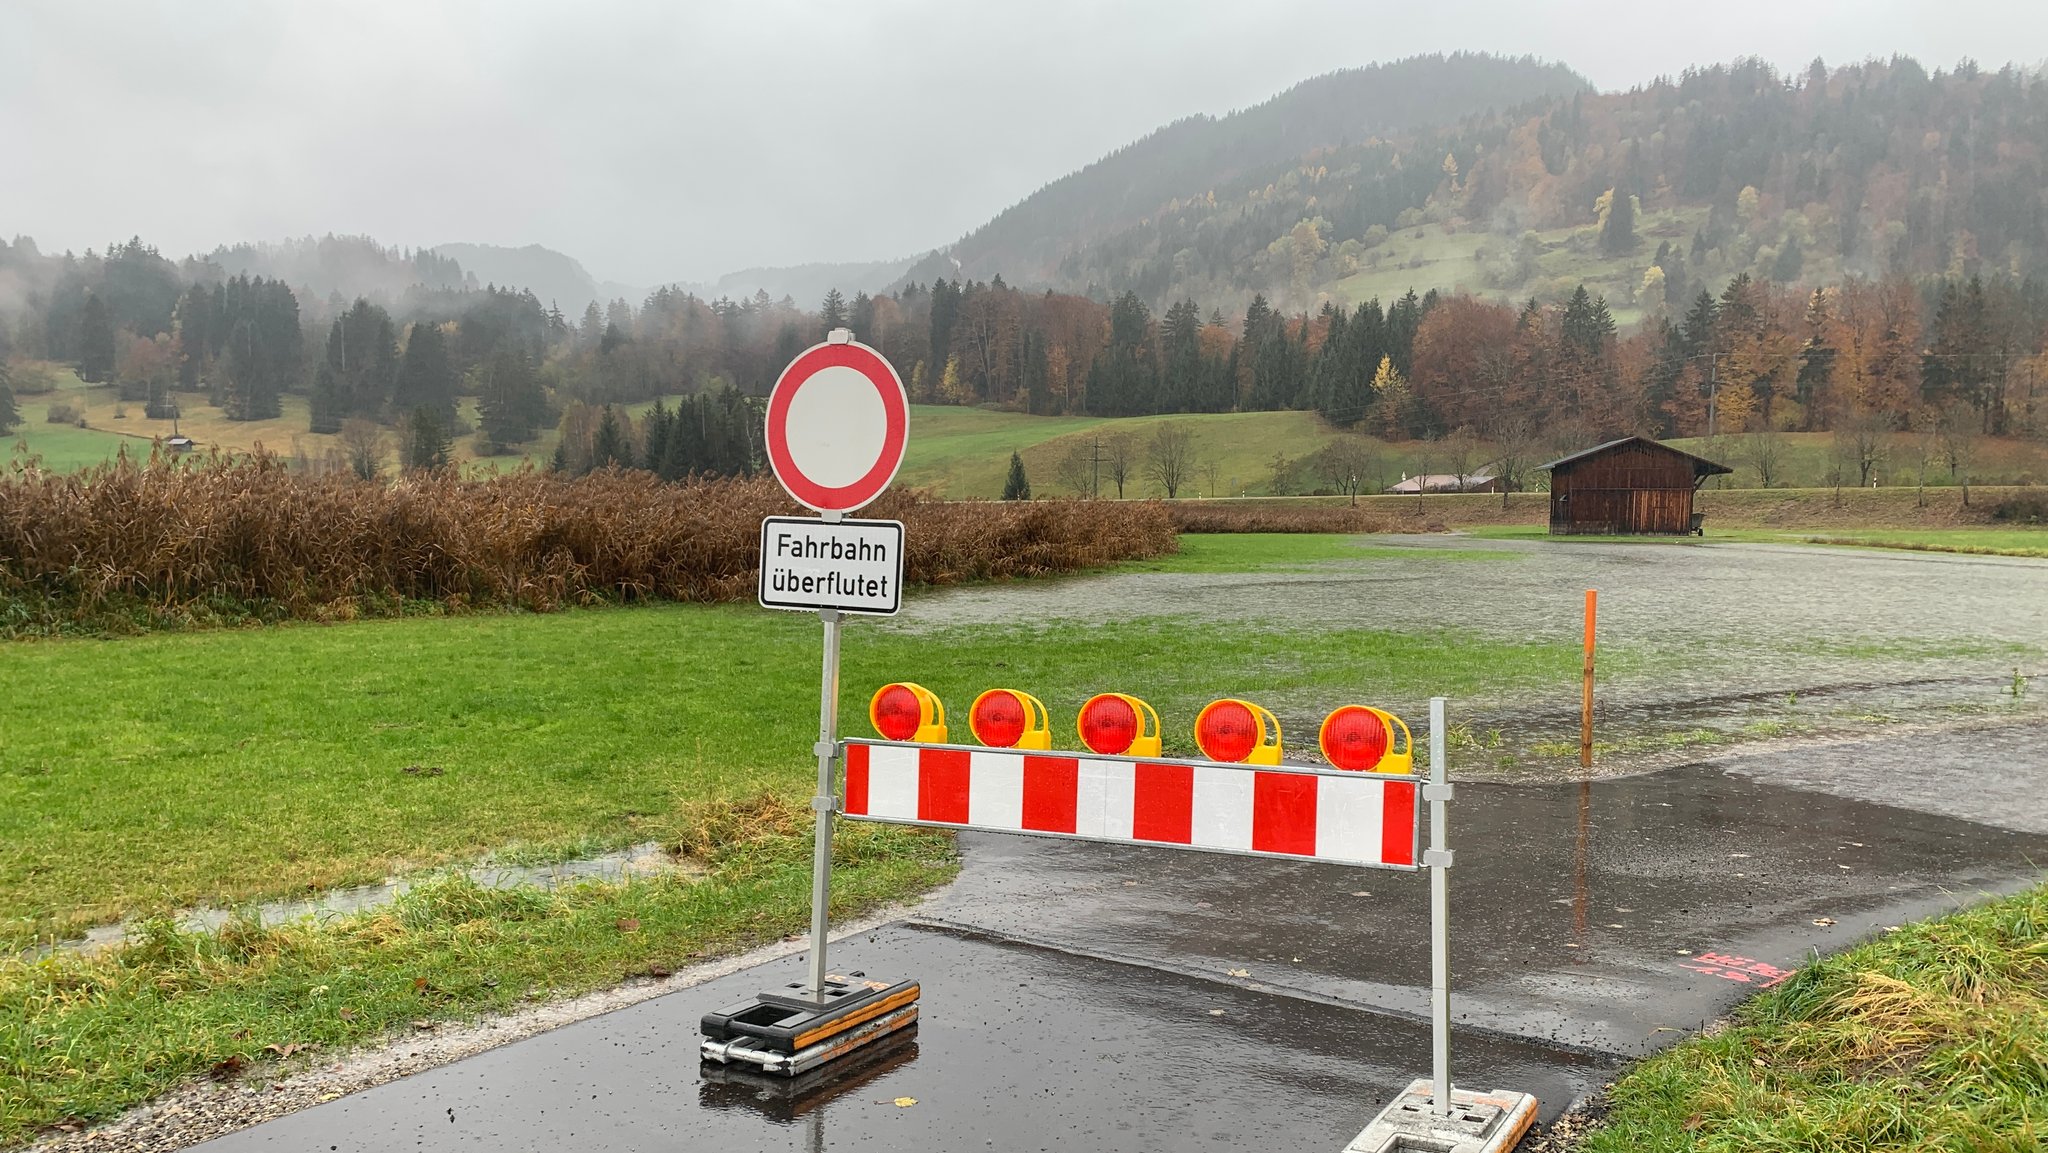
[765,333,909,514]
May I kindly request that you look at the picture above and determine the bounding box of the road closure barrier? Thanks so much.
[730,329,1533,1150]
[845,741,1418,868]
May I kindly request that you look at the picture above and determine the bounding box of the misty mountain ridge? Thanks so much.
[428,242,651,315]
[878,53,2048,325]
[910,52,1592,291]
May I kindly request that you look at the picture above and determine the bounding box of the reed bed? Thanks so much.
[0,455,1177,632]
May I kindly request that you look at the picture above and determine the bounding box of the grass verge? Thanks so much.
[1116,532,1516,572]
[0,796,953,1145]
[1580,880,2048,1153]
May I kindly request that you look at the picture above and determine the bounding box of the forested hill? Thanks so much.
[929,56,2048,317]
[905,53,1590,291]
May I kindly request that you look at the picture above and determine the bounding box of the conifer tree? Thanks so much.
[592,404,624,469]
[1002,451,1031,500]
[404,407,451,472]
[0,360,19,435]
[476,349,546,451]
[394,321,457,427]
[78,293,116,382]
[820,288,848,332]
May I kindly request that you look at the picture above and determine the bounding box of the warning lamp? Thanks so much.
[1193,698,1283,765]
[969,689,1052,750]
[1076,693,1162,757]
[1318,706,1413,773]
[869,682,948,743]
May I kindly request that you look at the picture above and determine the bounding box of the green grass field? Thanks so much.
[0,360,693,476]
[0,536,1580,1138]
[0,568,1572,946]
[1327,206,1712,320]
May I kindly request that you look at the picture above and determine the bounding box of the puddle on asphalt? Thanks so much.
[29,841,697,959]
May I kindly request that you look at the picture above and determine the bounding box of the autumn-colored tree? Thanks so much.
[1371,355,1411,440]
[1410,296,1518,432]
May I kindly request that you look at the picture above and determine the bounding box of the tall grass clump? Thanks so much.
[0,453,1177,634]
[1582,881,2048,1152]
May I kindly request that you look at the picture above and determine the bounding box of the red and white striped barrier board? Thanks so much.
[842,740,1420,870]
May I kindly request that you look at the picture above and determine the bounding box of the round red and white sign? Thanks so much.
[764,337,909,514]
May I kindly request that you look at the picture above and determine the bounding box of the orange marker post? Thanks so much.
[1580,589,1597,769]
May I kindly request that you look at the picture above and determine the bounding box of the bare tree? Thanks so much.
[1441,427,1481,491]
[338,419,389,481]
[1104,432,1136,498]
[1201,458,1223,499]
[1411,435,1438,512]
[1313,436,1378,506]
[1939,400,1982,505]
[1900,407,1941,507]
[1054,440,1097,497]
[1825,425,1854,506]
[1268,451,1297,496]
[1144,421,1196,499]
[1846,409,1891,488]
[1484,410,1540,508]
[1740,427,1787,489]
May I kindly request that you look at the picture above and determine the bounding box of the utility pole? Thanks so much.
[1705,352,1720,439]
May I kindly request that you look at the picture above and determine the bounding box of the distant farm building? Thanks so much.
[1386,473,1500,495]
[1540,437,1732,535]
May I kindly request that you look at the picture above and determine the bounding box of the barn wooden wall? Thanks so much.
[1549,444,1699,534]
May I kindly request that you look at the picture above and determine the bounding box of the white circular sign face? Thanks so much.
[764,338,911,513]
[782,364,889,489]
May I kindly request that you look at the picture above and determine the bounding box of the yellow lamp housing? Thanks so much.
[1317,705,1414,773]
[869,682,948,743]
[969,688,1052,750]
[1076,692,1162,758]
[1193,698,1284,765]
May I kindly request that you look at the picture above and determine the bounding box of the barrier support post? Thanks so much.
[807,510,847,1004]
[1345,699,1536,1152]
[1428,695,1451,1116]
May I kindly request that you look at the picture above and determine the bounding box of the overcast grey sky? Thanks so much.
[4,1,2044,285]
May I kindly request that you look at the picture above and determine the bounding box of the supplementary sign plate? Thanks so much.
[758,516,905,615]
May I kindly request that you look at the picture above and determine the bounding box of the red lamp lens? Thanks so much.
[972,691,1028,747]
[1196,700,1259,762]
[873,684,923,741]
[1079,695,1139,755]
[1321,707,1389,771]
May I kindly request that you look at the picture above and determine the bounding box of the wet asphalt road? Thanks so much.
[192,721,2048,1152]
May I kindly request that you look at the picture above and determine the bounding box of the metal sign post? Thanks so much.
[807,593,841,1003]
[702,332,921,1075]
[1428,695,1452,1117]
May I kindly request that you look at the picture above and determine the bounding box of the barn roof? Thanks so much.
[1538,436,1733,477]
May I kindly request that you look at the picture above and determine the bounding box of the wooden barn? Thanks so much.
[1540,437,1733,535]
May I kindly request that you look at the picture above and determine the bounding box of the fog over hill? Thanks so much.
[429,243,651,315]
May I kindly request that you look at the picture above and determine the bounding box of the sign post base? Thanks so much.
[700,975,920,1077]
[1342,1079,1538,1153]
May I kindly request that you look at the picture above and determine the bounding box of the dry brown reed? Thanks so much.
[0,455,1177,630]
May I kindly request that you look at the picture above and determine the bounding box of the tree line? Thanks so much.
[4,229,2046,477]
